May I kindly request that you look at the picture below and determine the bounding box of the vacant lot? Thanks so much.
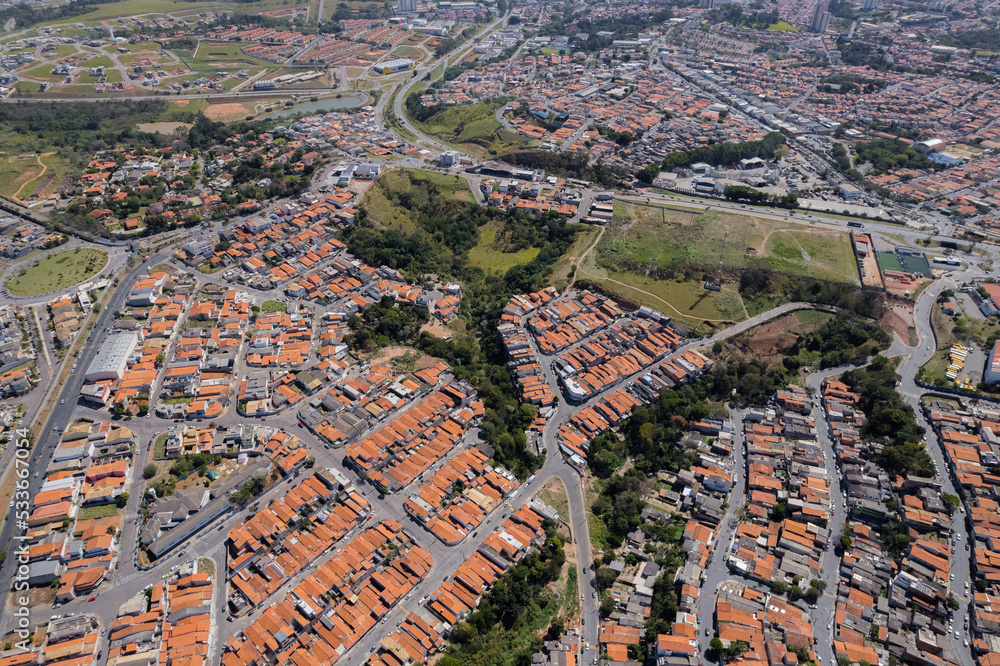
[188,41,274,70]
[468,219,540,273]
[601,201,857,284]
[0,152,67,200]
[6,248,108,296]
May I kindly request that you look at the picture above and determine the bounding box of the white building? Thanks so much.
[985,341,1000,385]
[84,331,139,382]
[838,183,863,200]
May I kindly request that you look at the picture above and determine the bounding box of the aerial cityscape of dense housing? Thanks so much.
[5,0,1000,665]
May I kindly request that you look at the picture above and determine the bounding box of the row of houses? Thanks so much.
[223,520,433,666]
[105,565,215,666]
[403,447,519,545]
[825,384,964,666]
[226,468,369,613]
[343,380,484,493]
[21,420,136,603]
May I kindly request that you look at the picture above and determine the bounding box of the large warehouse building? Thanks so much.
[373,58,415,74]
[84,331,139,382]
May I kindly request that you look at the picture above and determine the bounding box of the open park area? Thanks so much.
[5,247,108,297]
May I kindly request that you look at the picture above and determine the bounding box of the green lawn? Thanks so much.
[80,56,114,68]
[391,45,425,60]
[78,504,120,520]
[260,300,286,312]
[6,248,108,297]
[154,433,168,459]
[768,21,798,31]
[21,64,66,82]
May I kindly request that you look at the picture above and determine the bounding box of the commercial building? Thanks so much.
[397,0,417,11]
[985,341,1000,385]
[373,58,415,74]
[839,183,863,200]
[84,331,139,382]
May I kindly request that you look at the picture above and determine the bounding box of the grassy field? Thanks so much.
[0,154,57,198]
[548,225,600,291]
[12,153,70,200]
[6,248,108,297]
[414,102,498,155]
[468,220,540,273]
[602,201,858,284]
[187,41,275,70]
[260,300,286,312]
[391,45,425,60]
[21,64,67,83]
[81,55,114,68]
[78,504,119,520]
[577,263,746,328]
[768,21,798,31]
[40,0,295,24]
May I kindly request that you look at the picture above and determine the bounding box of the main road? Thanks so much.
[0,252,169,634]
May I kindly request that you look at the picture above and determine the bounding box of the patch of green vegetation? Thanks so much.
[768,21,797,31]
[468,220,541,273]
[153,433,168,459]
[602,202,858,284]
[439,526,565,666]
[186,41,275,71]
[80,55,114,69]
[78,504,119,520]
[842,356,936,478]
[407,98,528,157]
[260,300,286,312]
[6,248,108,297]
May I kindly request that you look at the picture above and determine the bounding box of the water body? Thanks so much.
[270,94,366,117]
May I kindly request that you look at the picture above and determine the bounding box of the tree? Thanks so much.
[115,492,129,508]
[943,493,960,515]
[142,463,157,480]
[546,616,566,639]
[636,162,660,184]
[726,641,750,661]
[600,591,616,616]
[595,565,618,591]
[710,637,725,656]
